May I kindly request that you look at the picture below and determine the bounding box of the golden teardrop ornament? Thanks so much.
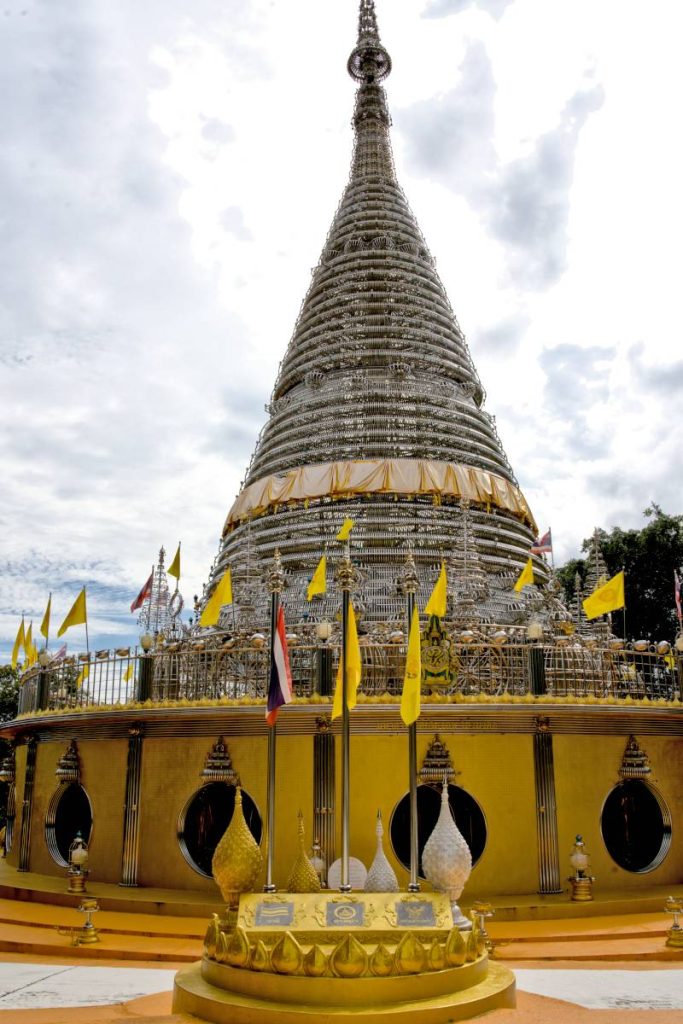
[445,927,466,966]
[250,939,270,972]
[330,934,368,978]
[427,938,446,971]
[303,943,328,977]
[370,942,395,977]
[204,913,219,959]
[211,787,263,904]
[395,932,426,975]
[271,931,304,975]
[465,927,479,962]
[225,926,250,968]
[286,810,322,894]
[215,931,230,964]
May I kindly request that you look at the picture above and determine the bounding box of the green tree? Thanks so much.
[0,665,19,832]
[557,506,683,642]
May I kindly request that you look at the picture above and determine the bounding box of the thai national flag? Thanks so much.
[266,605,293,726]
[531,528,552,555]
[675,570,682,624]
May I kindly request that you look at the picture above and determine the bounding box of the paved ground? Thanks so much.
[1,961,683,1012]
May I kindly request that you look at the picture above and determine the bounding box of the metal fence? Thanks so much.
[16,639,682,716]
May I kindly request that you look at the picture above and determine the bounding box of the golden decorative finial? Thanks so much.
[267,548,285,594]
[401,550,419,596]
[287,810,322,893]
[211,787,263,907]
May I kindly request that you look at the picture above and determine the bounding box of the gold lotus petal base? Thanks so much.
[172,958,516,1023]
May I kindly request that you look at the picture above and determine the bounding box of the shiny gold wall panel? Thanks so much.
[8,727,682,897]
[5,742,27,869]
[24,740,60,877]
[136,735,314,892]
[78,739,128,883]
[554,734,683,887]
[347,733,538,896]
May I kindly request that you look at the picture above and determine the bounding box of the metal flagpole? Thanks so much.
[264,550,284,893]
[337,540,354,893]
[84,589,90,656]
[402,551,420,892]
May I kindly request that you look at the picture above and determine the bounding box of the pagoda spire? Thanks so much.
[348,0,392,85]
[207,6,544,627]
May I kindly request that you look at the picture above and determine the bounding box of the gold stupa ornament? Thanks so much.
[421,777,472,928]
[211,787,263,904]
[287,810,322,893]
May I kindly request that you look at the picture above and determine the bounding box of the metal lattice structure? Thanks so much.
[207,2,548,627]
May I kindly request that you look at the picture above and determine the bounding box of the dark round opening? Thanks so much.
[601,780,671,873]
[178,783,262,878]
[45,783,93,866]
[390,784,486,878]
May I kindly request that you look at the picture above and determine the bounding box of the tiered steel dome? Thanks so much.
[208,0,546,626]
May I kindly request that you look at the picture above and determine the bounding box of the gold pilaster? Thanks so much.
[120,724,144,887]
[532,726,562,894]
[313,716,335,883]
[17,735,37,872]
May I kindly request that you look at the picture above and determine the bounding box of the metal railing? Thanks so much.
[16,638,682,717]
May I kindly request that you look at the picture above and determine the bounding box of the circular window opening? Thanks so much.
[601,779,671,873]
[45,783,93,867]
[178,783,262,878]
[390,783,486,879]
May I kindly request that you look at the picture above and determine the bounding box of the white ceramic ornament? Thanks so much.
[421,777,472,929]
[365,810,399,892]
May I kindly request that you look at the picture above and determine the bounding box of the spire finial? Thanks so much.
[347,0,392,84]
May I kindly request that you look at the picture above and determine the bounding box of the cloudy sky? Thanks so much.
[1,0,681,658]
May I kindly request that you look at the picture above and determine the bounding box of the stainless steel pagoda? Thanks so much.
[206,0,546,628]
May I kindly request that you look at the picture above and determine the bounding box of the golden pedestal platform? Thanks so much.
[174,958,515,1023]
[172,892,516,1023]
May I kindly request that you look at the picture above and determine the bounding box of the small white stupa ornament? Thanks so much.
[421,775,472,929]
[365,810,399,892]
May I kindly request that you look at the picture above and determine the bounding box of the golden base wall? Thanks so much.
[3,703,682,897]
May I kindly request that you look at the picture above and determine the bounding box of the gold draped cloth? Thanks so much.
[224,459,536,534]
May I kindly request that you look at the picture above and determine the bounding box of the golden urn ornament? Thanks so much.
[421,777,472,928]
[287,811,322,893]
[211,787,263,906]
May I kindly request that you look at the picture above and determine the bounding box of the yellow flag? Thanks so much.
[123,664,134,683]
[583,570,625,620]
[167,543,181,580]
[336,518,354,542]
[11,619,25,670]
[200,569,233,627]
[331,601,362,720]
[514,558,534,593]
[76,663,90,688]
[40,594,51,641]
[400,606,422,726]
[424,562,447,618]
[24,623,35,666]
[306,556,327,600]
[57,587,87,637]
